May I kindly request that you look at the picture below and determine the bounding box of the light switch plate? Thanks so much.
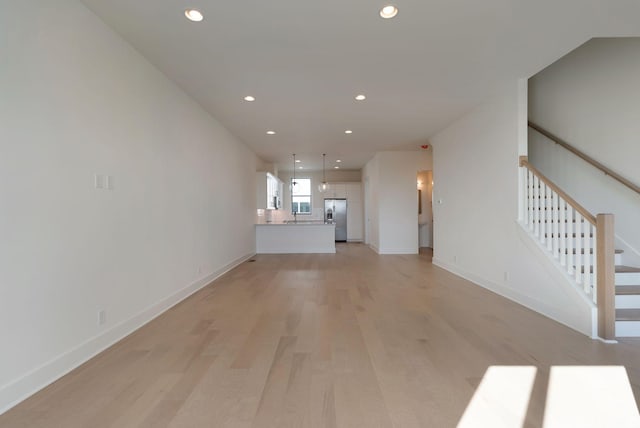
[94,174,104,189]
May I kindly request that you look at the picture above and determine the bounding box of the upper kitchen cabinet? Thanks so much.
[256,172,282,210]
[345,183,362,202]
[325,183,347,199]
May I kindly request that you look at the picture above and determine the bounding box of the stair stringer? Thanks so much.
[516,222,597,338]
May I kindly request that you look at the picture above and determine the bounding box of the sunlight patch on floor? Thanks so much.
[543,366,640,428]
[457,366,537,428]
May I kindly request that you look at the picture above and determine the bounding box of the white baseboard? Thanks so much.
[369,243,380,254]
[432,255,595,338]
[515,223,598,338]
[0,252,255,415]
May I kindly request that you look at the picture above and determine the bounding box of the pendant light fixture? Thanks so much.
[291,154,298,216]
[318,153,330,193]
[291,153,297,191]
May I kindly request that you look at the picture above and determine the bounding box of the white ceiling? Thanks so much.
[81,0,640,171]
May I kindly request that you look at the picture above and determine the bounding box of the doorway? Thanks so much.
[417,170,433,250]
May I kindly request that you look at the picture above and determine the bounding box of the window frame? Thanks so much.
[290,177,312,215]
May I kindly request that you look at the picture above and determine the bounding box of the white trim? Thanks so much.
[516,222,598,339]
[516,223,595,307]
[616,321,640,338]
[432,253,596,339]
[616,294,640,309]
[0,252,255,415]
[595,337,618,344]
[515,222,599,338]
[369,243,380,254]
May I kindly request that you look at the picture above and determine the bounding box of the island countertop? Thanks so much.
[255,221,334,226]
[255,222,335,253]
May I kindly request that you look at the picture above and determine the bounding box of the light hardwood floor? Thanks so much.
[2,243,640,427]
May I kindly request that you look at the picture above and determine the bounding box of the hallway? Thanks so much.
[2,244,639,427]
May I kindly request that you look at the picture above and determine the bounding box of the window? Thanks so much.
[291,178,311,214]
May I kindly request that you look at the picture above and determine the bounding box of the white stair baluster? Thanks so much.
[541,184,548,246]
[566,205,574,275]
[592,223,598,304]
[583,221,591,295]
[521,167,527,225]
[518,165,604,310]
[575,213,583,286]
[546,185,552,250]
[559,199,567,266]
[533,176,540,238]
[528,171,534,229]
[552,191,559,257]
[540,182,546,245]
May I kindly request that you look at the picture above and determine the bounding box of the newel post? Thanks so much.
[596,213,616,340]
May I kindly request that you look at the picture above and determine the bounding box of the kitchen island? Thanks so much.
[255,222,335,253]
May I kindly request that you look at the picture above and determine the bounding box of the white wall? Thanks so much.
[431,81,595,337]
[529,38,640,266]
[364,158,380,249]
[364,151,431,254]
[0,0,259,413]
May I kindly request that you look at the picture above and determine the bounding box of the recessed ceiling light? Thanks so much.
[379,5,398,19]
[266,131,276,135]
[355,94,366,101]
[244,96,255,102]
[299,166,304,169]
[295,159,301,163]
[336,159,342,163]
[345,130,353,134]
[185,9,204,22]
[334,166,340,169]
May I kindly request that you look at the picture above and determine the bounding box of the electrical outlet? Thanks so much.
[105,175,113,190]
[197,266,202,275]
[504,271,509,282]
[98,310,106,326]
[453,255,457,263]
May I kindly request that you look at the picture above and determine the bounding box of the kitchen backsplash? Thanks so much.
[256,208,324,224]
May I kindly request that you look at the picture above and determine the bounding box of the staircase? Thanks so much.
[524,122,640,339]
[518,156,640,339]
[615,265,640,336]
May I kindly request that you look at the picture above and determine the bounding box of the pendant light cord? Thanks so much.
[322,153,326,183]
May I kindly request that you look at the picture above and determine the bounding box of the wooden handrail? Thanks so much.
[528,121,640,196]
[520,157,597,225]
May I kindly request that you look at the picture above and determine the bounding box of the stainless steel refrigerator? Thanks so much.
[324,199,347,242]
